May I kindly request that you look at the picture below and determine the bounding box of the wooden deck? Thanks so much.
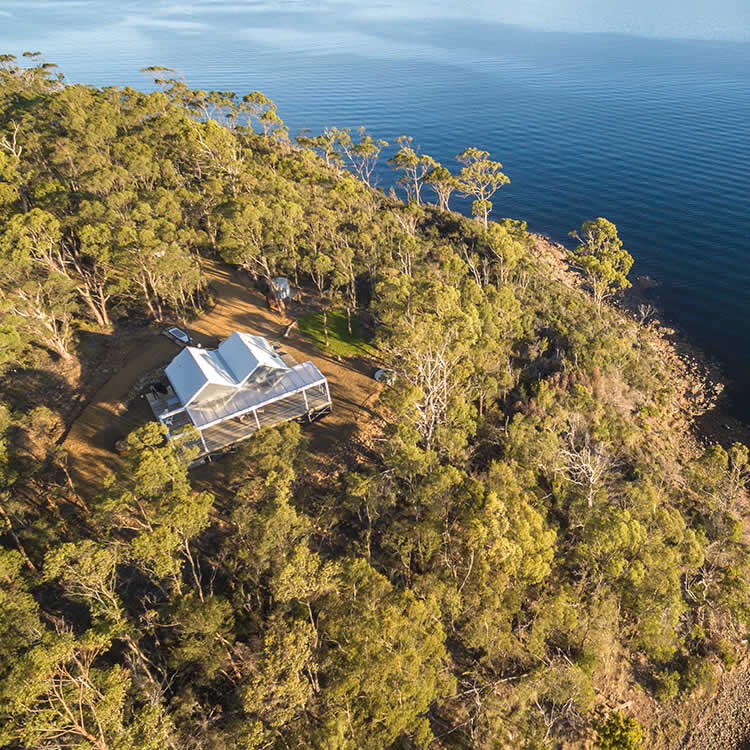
[200,384,330,454]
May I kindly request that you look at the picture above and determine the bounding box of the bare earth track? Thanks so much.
[62,260,380,496]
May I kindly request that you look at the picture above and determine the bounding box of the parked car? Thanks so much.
[164,327,191,346]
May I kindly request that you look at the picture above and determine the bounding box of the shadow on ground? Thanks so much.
[63,259,382,497]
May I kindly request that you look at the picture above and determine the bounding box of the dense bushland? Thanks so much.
[1,54,748,749]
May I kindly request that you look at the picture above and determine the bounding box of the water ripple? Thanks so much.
[2,4,750,411]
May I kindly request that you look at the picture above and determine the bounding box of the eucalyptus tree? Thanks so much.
[0,264,78,360]
[330,234,359,334]
[297,129,343,170]
[455,147,510,228]
[0,146,21,225]
[226,423,313,599]
[1,208,66,276]
[387,136,436,205]
[189,118,246,194]
[2,207,120,327]
[218,197,277,282]
[94,422,213,603]
[302,249,335,344]
[423,164,457,212]
[568,217,633,315]
[484,220,527,283]
[245,557,451,749]
[142,66,236,124]
[402,460,555,661]
[328,126,388,187]
[310,559,450,749]
[0,549,40,661]
[27,83,120,199]
[0,628,174,750]
[268,196,306,285]
[0,51,63,101]
[376,262,517,456]
[242,90,286,139]
[116,189,204,321]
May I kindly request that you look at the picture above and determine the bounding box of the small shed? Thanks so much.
[270,277,292,301]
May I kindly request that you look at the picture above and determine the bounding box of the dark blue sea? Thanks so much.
[3,1,750,415]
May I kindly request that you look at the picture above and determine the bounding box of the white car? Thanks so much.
[164,327,191,346]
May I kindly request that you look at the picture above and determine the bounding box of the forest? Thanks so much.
[0,53,748,749]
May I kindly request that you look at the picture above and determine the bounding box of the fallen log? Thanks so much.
[283,319,298,338]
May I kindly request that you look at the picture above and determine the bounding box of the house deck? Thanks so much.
[146,333,332,462]
[200,382,331,454]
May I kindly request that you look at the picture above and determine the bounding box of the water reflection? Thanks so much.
[1,1,750,414]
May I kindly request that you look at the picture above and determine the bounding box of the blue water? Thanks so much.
[3,2,750,414]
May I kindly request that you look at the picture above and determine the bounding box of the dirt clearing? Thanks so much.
[62,259,381,496]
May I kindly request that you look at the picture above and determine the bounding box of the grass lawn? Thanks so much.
[298,310,378,358]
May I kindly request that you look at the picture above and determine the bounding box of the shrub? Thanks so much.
[653,669,680,702]
[595,711,644,749]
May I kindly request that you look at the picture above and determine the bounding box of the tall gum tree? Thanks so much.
[0,254,78,361]
[423,164,457,212]
[328,126,388,187]
[387,136,436,206]
[455,147,510,228]
[1,207,120,327]
[568,217,634,316]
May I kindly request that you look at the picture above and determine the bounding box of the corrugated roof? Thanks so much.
[165,348,209,406]
[218,331,288,383]
[193,349,236,387]
[165,332,290,407]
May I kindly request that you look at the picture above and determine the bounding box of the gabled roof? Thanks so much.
[217,331,287,384]
[165,347,233,407]
[164,332,290,408]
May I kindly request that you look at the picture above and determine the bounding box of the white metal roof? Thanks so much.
[217,331,287,384]
[165,332,290,407]
[192,348,236,387]
[165,348,228,407]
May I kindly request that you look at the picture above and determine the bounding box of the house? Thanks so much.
[146,331,331,461]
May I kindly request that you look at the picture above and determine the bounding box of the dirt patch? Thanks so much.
[61,335,184,493]
[62,259,381,496]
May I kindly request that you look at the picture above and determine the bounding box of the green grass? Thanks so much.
[298,310,378,359]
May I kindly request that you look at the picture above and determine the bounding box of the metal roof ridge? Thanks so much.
[186,345,238,388]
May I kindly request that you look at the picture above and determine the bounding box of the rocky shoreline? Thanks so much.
[531,232,750,451]
[533,232,750,749]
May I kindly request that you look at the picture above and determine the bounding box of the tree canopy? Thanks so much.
[0,54,747,750]
[569,217,634,315]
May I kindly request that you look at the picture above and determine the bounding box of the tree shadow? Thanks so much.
[0,365,76,418]
[73,326,154,407]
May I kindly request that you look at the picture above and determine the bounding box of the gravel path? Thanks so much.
[682,658,750,749]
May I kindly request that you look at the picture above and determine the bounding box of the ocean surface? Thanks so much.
[3,1,750,414]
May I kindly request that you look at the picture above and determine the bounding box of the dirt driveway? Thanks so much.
[62,259,381,496]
